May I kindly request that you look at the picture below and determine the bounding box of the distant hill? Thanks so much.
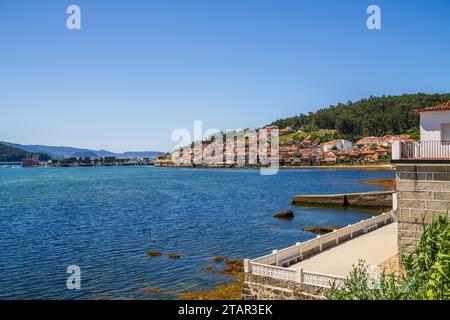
[72,151,101,158]
[0,143,51,162]
[270,93,450,141]
[121,151,163,159]
[0,141,162,160]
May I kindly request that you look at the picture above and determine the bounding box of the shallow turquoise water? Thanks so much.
[0,166,394,299]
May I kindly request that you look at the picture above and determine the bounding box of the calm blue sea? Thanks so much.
[0,166,394,299]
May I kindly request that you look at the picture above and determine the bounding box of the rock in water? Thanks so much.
[211,256,228,263]
[146,251,162,257]
[303,226,342,235]
[143,287,161,294]
[273,210,294,219]
[167,253,181,259]
[223,259,244,274]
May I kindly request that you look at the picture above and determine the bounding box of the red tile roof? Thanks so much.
[415,100,450,113]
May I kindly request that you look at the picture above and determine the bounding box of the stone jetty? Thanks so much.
[292,191,393,209]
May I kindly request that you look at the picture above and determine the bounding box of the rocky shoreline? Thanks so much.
[178,257,244,300]
[146,177,395,300]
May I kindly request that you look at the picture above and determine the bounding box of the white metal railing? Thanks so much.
[251,262,297,282]
[392,141,450,160]
[250,263,346,288]
[245,211,394,288]
[302,270,346,288]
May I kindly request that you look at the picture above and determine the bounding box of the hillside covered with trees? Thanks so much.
[0,143,50,162]
[270,93,450,141]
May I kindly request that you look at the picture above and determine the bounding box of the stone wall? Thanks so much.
[242,273,329,300]
[396,164,450,253]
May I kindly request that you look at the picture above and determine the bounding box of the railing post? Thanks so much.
[362,220,367,233]
[244,259,251,273]
[296,268,303,283]
[296,242,303,258]
[273,250,279,266]
[392,193,398,213]
[415,141,421,159]
[348,224,353,238]
[334,229,339,245]
[317,235,322,252]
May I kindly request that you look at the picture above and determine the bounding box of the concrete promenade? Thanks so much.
[289,222,398,277]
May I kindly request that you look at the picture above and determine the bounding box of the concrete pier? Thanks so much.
[289,222,398,277]
[292,191,393,208]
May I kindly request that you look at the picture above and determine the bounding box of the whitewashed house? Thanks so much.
[393,100,450,160]
[419,102,450,141]
[322,139,353,152]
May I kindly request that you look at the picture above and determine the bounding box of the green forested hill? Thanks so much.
[0,143,50,162]
[270,93,450,140]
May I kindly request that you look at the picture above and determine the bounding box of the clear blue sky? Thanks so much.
[1,0,450,152]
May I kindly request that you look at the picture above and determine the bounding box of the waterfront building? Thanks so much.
[322,139,353,152]
[392,100,450,253]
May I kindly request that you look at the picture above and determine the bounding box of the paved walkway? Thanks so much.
[289,222,398,277]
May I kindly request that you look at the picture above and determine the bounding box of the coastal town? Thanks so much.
[275,128,414,166]
[15,129,415,169]
[155,127,416,168]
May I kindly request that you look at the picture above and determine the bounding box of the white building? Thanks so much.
[322,139,353,152]
[418,101,450,142]
[391,99,450,255]
[392,100,450,160]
